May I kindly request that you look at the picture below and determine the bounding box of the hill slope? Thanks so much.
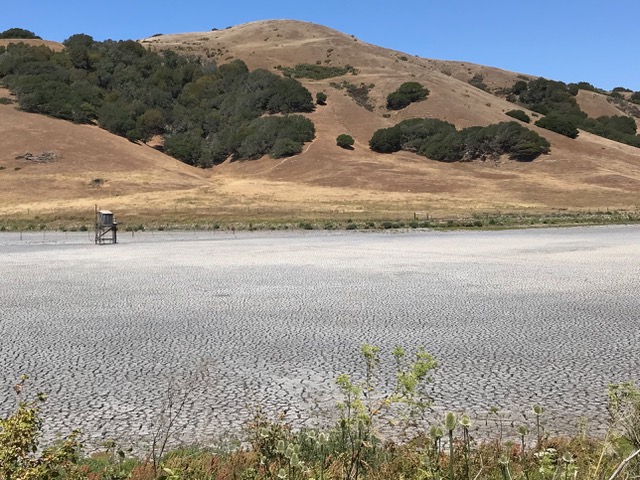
[1,21,640,225]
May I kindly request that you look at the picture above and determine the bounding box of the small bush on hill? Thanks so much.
[630,91,640,105]
[336,133,355,149]
[277,63,357,79]
[316,91,327,105]
[468,73,488,91]
[511,80,528,95]
[332,80,375,110]
[506,109,530,123]
[386,82,429,110]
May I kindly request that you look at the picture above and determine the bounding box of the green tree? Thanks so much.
[511,80,528,95]
[535,114,579,138]
[337,134,355,149]
[136,108,165,141]
[506,109,530,123]
[0,28,41,39]
[270,138,303,158]
[316,91,327,105]
[386,82,429,110]
[164,133,203,165]
[369,126,403,153]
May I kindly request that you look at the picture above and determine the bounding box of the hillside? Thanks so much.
[1,20,640,226]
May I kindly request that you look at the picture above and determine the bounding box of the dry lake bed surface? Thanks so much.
[1,226,639,450]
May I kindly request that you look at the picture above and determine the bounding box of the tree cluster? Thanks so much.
[510,78,640,147]
[0,36,316,166]
[386,82,429,110]
[369,118,550,162]
[0,28,41,39]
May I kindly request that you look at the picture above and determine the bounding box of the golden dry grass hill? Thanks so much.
[2,20,640,227]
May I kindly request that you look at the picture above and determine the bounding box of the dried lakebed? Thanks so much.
[1,226,639,449]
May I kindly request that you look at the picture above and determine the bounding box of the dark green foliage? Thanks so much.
[630,92,640,105]
[567,83,580,96]
[572,81,606,94]
[386,82,429,110]
[589,115,636,135]
[332,81,375,110]
[199,115,314,165]
[535,114,579,138]
[512,78,582,116]
[63,34,94,48]
[468,74,488,91]
[164,133,204,165]
[511,80,528,95]
[613,86,632,93]
[369,126,403,153]
[316,91,327,105]
[581,115,640,147]
[510,77,640,148]
[0,28,41,39]
[370,119,549,161]
[575,81,595,92]
[277,63,357,79]
[336,134,355,149]
[0,40,316,165]
[270,138,303,158]
[506,109,530,123]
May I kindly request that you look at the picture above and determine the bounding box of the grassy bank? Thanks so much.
[1,209,640,233]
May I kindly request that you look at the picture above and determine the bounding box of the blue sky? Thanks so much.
[2,0,638,90]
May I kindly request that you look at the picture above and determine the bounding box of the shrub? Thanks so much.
[535,114,579,138]
[316,91,327,105]
[581,115,640,147]
[506,109,530,123]
[511,80,528,95]
[369,126,403,153]
[370,119,549,161]
[468,73,488,91]
[567,83,580,96]
[513,77,580,115]
[386,82,429,110]
[0,376,83,479]
[277,63,357,79]
[630,91,640,105]
[270,138,303,158]
[336,133,355,149]
[0,28,41,39]
[333,80,375,110]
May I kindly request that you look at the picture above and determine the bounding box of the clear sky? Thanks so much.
[2,0,638,91]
